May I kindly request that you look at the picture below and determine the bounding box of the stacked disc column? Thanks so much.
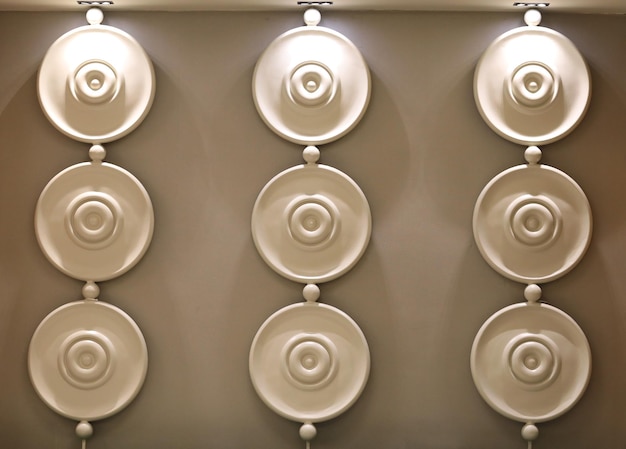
[470,9,593,449]
[249,9,372,448]
[28,8,155,448]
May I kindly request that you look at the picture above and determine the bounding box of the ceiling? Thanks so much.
[0,0,624,13]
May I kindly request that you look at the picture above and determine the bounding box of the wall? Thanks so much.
[0,9,625,449]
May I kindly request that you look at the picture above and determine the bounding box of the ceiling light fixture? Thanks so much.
[513,2,550,6]
[77,1,114,5]
[297,1,334,6]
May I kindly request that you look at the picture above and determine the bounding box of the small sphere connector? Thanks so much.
[524,146,542,165]
[303,146,321,164]
[524,9,542,27]
[75,420,94,440]
[299,422,317,441]
[89,144,106,163]
[82,281,100,301]
[524,284,542,303]
[304,9,321,27]
[86,7,104,26]
[303,284,321,302]
[521,422,539,442]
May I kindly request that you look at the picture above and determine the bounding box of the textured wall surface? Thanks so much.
[0,10,625,449]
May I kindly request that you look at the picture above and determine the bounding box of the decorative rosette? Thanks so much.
[471,286,591,426]
[35,146,154,282]
[251,146,371,284]
[473,147,592,284]
[473,10,590,145]
[28,285,148,422]
[249,285,370,428]
[37,8,155,143]
[252,8,370,145]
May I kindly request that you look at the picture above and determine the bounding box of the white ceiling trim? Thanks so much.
[0,0,624,14]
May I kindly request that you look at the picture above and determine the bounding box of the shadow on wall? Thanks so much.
[321,69,412,226]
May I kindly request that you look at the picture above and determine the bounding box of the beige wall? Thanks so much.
[1,9,625,448]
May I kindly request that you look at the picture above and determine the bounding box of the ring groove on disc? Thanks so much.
[38,24,155,143]
[249,302,370,423]
[253,26,370,145]
[28,300,148,421]
[35,162,154,282]
[470,302,591,423]
[474,26,590,145]
[251,163,371,283]
[473,164,592,283]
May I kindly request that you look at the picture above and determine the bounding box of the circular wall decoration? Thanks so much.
[38,24,155,143]
[251,163,371,283]
[28,300,148,421]
[474,26,590,145]
[473,163,591,284]
[249,301,370,423]
[35,161,154,282]
[252,25,370,145]
[470,302,591,423]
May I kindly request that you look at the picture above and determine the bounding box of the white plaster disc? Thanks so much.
[474,26,590,145]
[249,301,370,423]
[35,162,154,282]
[28,300,148,421]
[252,26,370,145]
[251,163,371,283]
[470,302,591,423]
[38,24,155,143]
[473,164,592,284]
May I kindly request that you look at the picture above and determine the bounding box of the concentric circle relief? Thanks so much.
[470,302,591,423]
[38,24,155,143]
[249,302,370,423]
[251,164,371,283]
[474,26,590,145]
[473,164,592,284]
[253,26,370,145]
[28,300,148,421]
[35,162,154,282]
